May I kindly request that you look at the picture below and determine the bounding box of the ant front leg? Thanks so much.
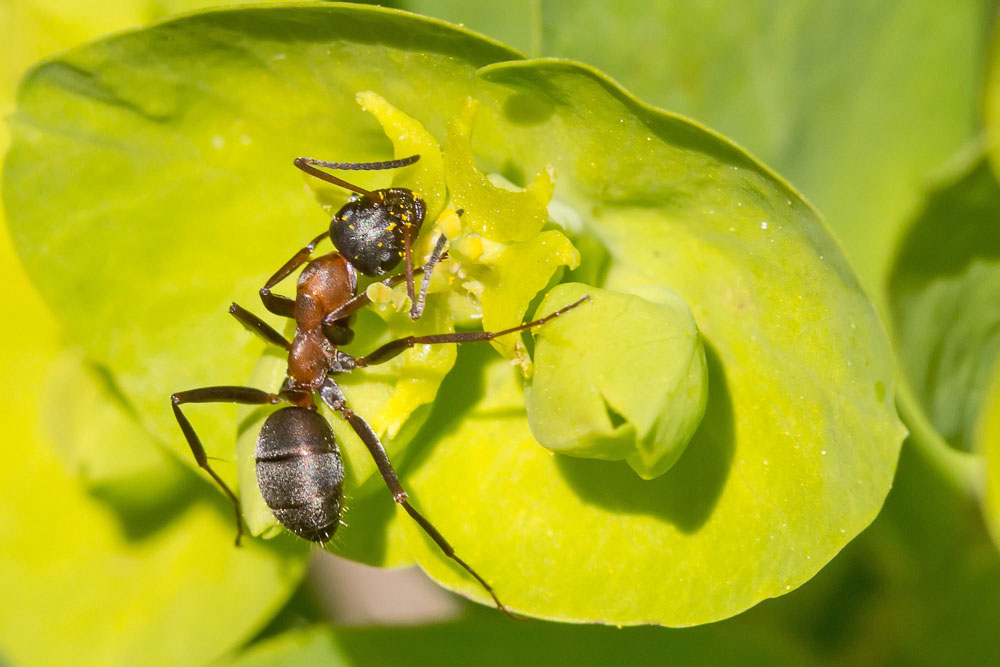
[170,386,283,545]
[259,230,330,318]
[409,233,448,320]
[317,378,511,617]
[321,252,449,325]
[353,296,591,368]
[408,209,461,320]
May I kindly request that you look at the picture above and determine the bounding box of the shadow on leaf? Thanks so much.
[555,341,733,533]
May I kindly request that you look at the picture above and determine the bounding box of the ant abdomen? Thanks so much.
[255,406,345,543]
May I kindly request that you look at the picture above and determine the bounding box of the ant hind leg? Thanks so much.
[317,378,513,617]
[170,386,282,545]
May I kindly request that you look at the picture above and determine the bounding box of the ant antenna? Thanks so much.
[293,155,420,197]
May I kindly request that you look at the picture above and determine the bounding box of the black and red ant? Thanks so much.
[171,155,587,613]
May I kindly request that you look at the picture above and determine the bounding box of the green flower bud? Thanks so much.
[526,282,708,479]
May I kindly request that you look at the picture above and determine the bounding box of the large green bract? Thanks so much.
[3,3,903,625]
[404,0,984,294]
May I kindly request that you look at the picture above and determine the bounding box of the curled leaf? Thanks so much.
[526,283,708,479]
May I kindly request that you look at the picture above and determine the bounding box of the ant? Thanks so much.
[171,155,588,614]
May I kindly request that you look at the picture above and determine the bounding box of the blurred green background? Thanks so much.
[2,1,999,664]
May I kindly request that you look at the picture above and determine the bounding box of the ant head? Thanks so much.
[331,188,426,276]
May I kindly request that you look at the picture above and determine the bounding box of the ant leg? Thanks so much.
[354,296,590,368]
[259,230,330,318]
[293,155,420,197]
[317,378,511,617]
[410,234,448,320]
[322,289,377,325]
[229,303,291,351]
[321,256,448,326]
[403,229,416,315]
[171,386,282,545]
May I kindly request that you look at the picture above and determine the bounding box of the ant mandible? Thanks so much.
[171,155,588,614]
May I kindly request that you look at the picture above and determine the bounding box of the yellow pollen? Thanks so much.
[437,208,462,238]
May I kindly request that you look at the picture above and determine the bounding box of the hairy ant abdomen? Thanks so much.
[255,406,345,543]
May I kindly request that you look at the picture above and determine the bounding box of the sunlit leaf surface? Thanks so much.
[5,4,902,625]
